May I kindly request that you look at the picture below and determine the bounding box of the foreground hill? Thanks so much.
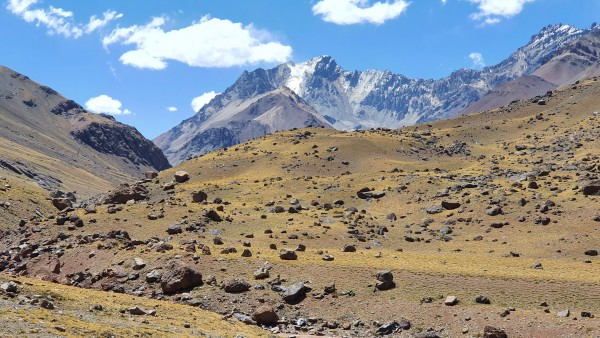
[0,65,170,197]
[0,274,272,337]
[1,77,599,337]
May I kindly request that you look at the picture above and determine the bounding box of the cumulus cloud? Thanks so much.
[312,0,409,25]
[102,16,293,70]
[167,106,178,112]
[469,0,535,25]
[191,91,219,112]
[6,0,122,38]
[469,52,486,68]
[85,95,132,115]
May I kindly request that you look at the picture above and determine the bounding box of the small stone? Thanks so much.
[40,299,54,310]
[584,249,598,256]
[129,306,146,315]
[441,199,461,210]
[133,258,146,270]
[166,223,182,235]
[531,262,543,269]
[439,226,453,235]
[322,254,334,261]
[279,249,297,260]
[146,270,161,283]
[444,295,458,306]
[254,267,270,280]
[342,244,356,252]
[1,281,18,293]
[222,278,251,293]
[486,206,502,216]
[475,295,491,304]
[191,191,208,203]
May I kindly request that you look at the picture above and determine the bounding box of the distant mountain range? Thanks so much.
[156,23,600,165]
[0,66,170,195]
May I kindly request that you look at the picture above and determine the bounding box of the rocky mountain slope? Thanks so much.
[533,24,600,86]
[155,87,332,164]
[157,24,598,164]
[462,25,600,115]
[3,77,598,337]
[0,66,170,196]
[460,75,557,115]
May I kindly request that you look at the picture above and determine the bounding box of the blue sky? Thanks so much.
[1,0,598,139]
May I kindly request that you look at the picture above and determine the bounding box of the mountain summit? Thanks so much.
[156,23,599,165]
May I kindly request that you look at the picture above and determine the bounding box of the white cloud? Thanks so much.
[191,91,219,112]
[6,0,122,38]
[103,16,293,70]
[441,0,447,4]
[469,0,535,25]
[85,10,123,34]
[167,106,178,112]
[85,95,132,115]
[312,0,409,25]
[469,52,486,68]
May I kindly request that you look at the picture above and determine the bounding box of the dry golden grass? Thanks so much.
[0,274,274,338]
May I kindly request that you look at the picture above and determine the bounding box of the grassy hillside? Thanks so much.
[1,78,598,337]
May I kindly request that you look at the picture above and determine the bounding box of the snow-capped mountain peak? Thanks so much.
[156,23,600,164]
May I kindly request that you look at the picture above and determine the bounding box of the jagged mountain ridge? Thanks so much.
[533,25,600,86]
[156,23,598,165]
[0,65,170,195]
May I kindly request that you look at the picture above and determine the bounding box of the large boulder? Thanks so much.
[376,320,411,335]
[52,198,72,211]
[342,244,356,252]
[441,199,461,210]
[357,187,385,199]
[252,305,278,325]
[174,171,190,183]
[375,270,395,291]
[282,282,310,303]
[279,249,297,260]
[103,183,148,204]
[222,278,251,293]
[483,326,507,338]
[191,191,208,203]
[160,260,202,294]
[581,180,600,196]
